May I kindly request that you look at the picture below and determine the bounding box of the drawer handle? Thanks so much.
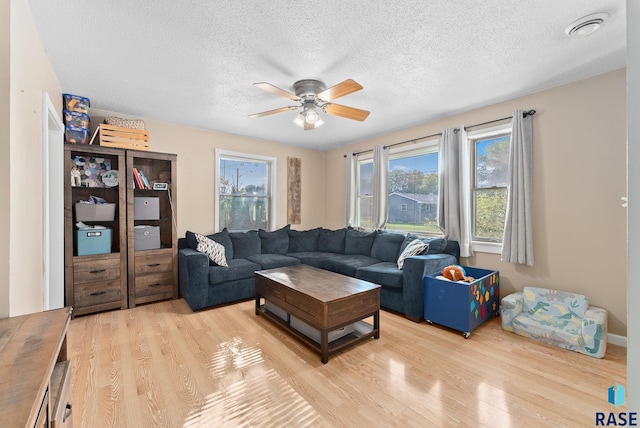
[90,269,106,274]
[63,403,72,422]
[147,263,161,267]
[149,283,161,287]
[90,291,106,296]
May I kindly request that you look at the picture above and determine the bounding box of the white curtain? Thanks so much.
[438,127,473,257]
[345,152,357,227]
[501,110,534,265]
[371,145,389,230]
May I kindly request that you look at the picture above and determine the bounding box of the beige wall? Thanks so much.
[326,69,628,336]
[0,1,9,318]
[90,110,328,237]
[8,0,62,316]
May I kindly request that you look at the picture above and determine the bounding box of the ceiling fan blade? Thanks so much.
[253,82,300,101]
[317,79,363,101]
[249,106,298,118]
[324,103,370,122]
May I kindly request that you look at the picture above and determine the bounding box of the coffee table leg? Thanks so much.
[255,294,261,315]
[374,310,380,339]
[321,330,329,364]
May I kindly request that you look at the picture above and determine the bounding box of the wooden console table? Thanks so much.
[0,307,73,428]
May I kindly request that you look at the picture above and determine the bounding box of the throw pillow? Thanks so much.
[194,233,228,266]
[397,239,429,270]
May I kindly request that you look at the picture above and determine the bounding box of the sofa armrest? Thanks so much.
[582,306,608,358]
[178,248,210,311]
[402,253,457,322]
[500,292,523,332]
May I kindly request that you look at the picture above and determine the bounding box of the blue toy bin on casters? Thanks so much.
[424,267,499,338]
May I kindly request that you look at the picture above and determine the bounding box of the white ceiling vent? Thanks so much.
[565,13,608,37]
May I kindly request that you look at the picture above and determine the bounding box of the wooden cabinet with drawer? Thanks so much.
[64,145,128,317]
[0,308,73,427]
[65,145,177,315]
[127,150,178,308]
[130,249,177,306]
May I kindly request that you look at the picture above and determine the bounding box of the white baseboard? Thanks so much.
[608,333,627,347]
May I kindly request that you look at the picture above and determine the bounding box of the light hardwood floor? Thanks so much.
[68,299,626,427]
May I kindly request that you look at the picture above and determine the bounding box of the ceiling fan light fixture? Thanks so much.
[565,12,608,37]
[293,105,324,130]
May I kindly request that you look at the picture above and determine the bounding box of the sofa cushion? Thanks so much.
[512,313,584,348]
[194,233,228,267]
[398,234,447,256]
[522,287,589,321]
[207,229,234,260]
[370,231,405,262]
[229,230,261,259]
[246,254,301,270]
[288,228,320,253]
[208,258,262,285]
[423,237,448,254]
[397,239,429,269]
[186,229,234,260]
[323,254,381,277]
[258,225,290,255]
[287,252,341,269]
[345,229,377,256]
[317,228,346,253]
[356,262,404,288]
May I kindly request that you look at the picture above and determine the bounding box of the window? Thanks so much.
[469,126,511,243]
[215,150,276,231]
[354,140,440,235]
[386,142,439,235]
[356,159,373,228]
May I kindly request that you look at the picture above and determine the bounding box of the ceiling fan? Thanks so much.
[249,79,370,130]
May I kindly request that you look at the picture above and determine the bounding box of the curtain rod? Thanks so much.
[459,109,536,132]
[343,109,536,157]
[342,131,442,158]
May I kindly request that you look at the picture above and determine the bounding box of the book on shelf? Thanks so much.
[132,167,144,189]
[138,169,151,189]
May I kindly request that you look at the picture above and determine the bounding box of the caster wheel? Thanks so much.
[463,332,470,339]
[426,320,433,325]
[494,311,500,317]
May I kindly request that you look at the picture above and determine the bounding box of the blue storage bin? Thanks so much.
[63,93,90,114]
[65,126,90,144]
[424,267,499,337]
[76,228,112,256]
[63,110,90,128]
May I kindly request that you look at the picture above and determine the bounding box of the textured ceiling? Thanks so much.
[27,1,626,151]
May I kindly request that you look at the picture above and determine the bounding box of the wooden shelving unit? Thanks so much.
[126,149,178,308]
[64,145,127,316]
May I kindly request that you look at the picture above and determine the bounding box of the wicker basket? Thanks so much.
[97,124,149,150]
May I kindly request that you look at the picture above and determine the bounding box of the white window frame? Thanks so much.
[214,149,277,232]
[355,154,373,229]
[387,139,440,236]
[466,124,511,254]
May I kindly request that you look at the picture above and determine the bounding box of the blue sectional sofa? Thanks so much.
[178,226,459,322]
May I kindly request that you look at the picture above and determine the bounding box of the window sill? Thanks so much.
[471,241,502,255]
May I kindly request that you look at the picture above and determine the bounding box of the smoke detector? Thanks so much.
[565,13,608,37]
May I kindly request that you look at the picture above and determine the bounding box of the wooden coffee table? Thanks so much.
[255,264,380,363]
